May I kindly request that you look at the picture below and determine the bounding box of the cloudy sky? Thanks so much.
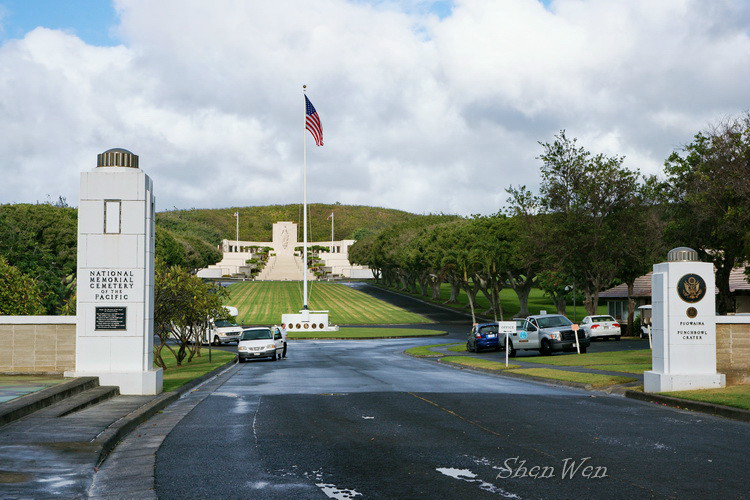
[0,0,747,216]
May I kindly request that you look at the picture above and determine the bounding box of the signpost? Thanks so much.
[571,323,581,354]
[497,321,515,367]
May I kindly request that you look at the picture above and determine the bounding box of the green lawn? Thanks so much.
[158,349,236,392]
[289,327,445,339]
[588,363,652,374]
[520,349,652,368]
[442,356,520,371]
[508,368,637,388]
[447,343,469,353]
[379,284,606,322]
[405,343,461,357]
[227,281,430,325]
[661,385,750,410]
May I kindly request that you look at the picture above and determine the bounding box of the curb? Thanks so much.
[94,356,238,466]
[624,390,750,423]
[0,377,100,427]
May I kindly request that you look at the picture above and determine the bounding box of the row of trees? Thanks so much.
[350,113,750,332]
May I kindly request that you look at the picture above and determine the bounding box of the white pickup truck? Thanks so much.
[198,306,243,345]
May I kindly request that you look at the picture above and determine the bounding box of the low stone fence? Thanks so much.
[0,316,76,374]
[716,316,750,385]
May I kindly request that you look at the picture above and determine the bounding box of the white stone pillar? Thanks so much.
[644,247,725,392]
[65,148,162,395]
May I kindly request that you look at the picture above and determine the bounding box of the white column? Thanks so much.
[65,148,162,395]
[644,247,725,392]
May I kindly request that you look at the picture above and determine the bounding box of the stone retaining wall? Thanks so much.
[716,316,750,386]
[0,317,76,374]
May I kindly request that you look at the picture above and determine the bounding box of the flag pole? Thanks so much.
[302,85,309,310]
[329,212,334,252]
[235,211,239,243]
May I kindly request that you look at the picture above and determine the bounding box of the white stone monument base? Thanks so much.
[644,370,725,393]
[64,368,163,395]
[282,311,339,332]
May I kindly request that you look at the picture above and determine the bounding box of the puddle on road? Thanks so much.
[315,482,363,499]
[436,467,521,499]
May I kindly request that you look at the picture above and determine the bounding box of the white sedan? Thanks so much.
[580,315,621,340]
[237,327,284,362]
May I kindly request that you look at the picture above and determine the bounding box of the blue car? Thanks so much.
[466,322,501,352]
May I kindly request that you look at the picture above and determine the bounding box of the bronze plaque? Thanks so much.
[95,307,127,330]
[677,274,706,303]
[686,307,698,318]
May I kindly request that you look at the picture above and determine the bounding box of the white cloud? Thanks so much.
[0,0,747,216]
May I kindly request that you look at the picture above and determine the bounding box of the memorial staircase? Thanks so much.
[256,254,314,281]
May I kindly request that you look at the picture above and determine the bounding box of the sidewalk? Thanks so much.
[0,375,66,404]
[0,359,236,499]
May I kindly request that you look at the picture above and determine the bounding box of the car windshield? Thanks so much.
[241,329,272,341]
[514,319,526,329]
[215,320,237,328]
[591,316,614,323]
[536,316,573,328]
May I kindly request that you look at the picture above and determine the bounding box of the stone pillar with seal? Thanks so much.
[644,247,725,392]
[64,148,162,395]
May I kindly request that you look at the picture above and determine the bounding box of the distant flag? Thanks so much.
[234,212,239,217]
[305,95,323,146]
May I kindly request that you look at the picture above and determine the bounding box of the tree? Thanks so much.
[0,203,77,313]
[533,131,643,315]
[659,113,750,314]
[0,257,45,315]
[153,261,228,369]
[155,227,187,267]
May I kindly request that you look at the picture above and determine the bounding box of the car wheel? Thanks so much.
[614,335,621,341]
[238,357,243,364]
[580,346,587,354]
[540,339,552,356]
[213,335,220,346]
[466,341,472,352]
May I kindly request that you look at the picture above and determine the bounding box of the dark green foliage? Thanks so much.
[657,113,750,314]
[0,257,45,315]
[155,226,187,267]
[0,203,77,314]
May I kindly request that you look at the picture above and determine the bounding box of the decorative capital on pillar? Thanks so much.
[667,247,698,262]
[97,148,139,168]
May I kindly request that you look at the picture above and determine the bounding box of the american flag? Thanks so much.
[305,95,323,146]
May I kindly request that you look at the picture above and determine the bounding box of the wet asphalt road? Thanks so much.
[154,285,749,500]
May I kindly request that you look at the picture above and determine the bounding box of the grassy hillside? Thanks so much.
[156,204,419,243]
[226,281,430,325]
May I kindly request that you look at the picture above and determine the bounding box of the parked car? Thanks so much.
[580,315,621,341]
[505,314,590,356]
[466,322,501,352]
[237,327,284,362]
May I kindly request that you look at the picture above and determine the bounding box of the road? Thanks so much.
[154,337,749,500]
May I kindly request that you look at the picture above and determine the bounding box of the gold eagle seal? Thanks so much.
[677,274,706,303]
